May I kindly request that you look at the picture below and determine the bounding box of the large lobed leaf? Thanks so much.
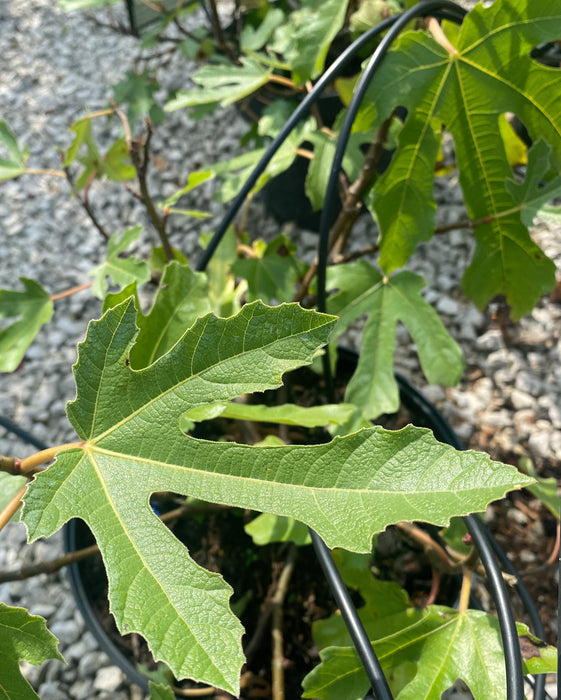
[0,603,64,700]
[22,301,531,693]
[302,607,557,700]
[0,278,53,372]
[364,0,561,318]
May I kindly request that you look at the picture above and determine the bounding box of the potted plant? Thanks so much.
[0,0,560,698]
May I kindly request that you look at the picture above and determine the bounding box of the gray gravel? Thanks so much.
[0,1,559,698]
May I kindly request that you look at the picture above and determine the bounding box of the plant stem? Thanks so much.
[23,168,66,178]
[0,486,27,532]
[427,17,457,56]
[207,0,239,65]
[0,502,226,583]
[50,281,93,301]
[63,164,110,241]
[271,544,298,700]
[268,74,300,90]
[19,442,83,474]
[114,106,174,262]
[458,566,473,614]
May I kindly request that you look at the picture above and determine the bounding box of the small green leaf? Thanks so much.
[22,300,530,694]
[161,171,214,209]
[241,8,285,52]
[0,472,27,518]
[327,261,464,419]
[0,278,54,372]
[519,458,561,519]
[286,0,350,84]
[112,70,165,128]
[0,120,30,180]
[0,603,64,700]
[164,57,272,110]
[183,400,356,428]
[245,513,312,546]
[306,132,337,211]
[90,226,150,299]
[232,235,306,303]
[103,138,136,181]
[148,680,176,700]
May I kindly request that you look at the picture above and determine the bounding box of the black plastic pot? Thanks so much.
[62,348,465,697]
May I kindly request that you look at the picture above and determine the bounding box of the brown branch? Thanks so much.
[0,502,228,584]
[271,545,298,700]
[63,165,110,241]
[50,281,93,301]
[293,115,394,303]
[207,0,240,65]
[113,106,174,262]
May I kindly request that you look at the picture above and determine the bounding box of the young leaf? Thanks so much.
[327,261,464,419]
[231,235,306,303]
[0,603,64,700]
[245,513,312,546]
[22,300,531,693]
[363,0,561,318]
[0,472,27,517]
[241,8,285,52]
[0,278,54,372]
[183,401,356,428]
[164,57,272,111]
[285,0,350,85]
[505,139,561,227]
[303,608,557,700]
[89,226,150,299]
[519,458,561,519]
[148,681,175,700]
[0,120,30,180]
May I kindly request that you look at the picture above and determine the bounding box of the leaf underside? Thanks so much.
[22,301,531,693]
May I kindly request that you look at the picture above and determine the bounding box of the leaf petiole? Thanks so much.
[0,485,27,532]
[19,442,84,474]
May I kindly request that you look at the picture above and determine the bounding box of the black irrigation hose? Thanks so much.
[0,414,48,452]
[309,529,393,700]
[195,14,399,272]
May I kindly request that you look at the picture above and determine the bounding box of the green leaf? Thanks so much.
[129,261,212,368]
[183,401,356,428]
[505,139,561,226]
[327,261,464,418]
[0,472,27,519]
[285,0,350,85]
[0,120,30,180]
[245,513,312,546]
[90,226,150,299]
[303,608,557,700]
[103,138,136,181]
[161,171,214,209]
[0,603,64,700]
[0,278,54,372]
[363,0,561,317]
[112,70,165,129]
[63,117,102,189]
[164,58,272,111]
[519,458,561,519]
[148,681,176,700]
[22,300,531,693]
[231,235,306,303]
[306,131,337,211]
[59,0,118,8]
[241,8,285,52]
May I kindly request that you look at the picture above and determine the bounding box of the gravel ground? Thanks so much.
[0,1,559,698]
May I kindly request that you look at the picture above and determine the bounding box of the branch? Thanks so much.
[0,486,27,532]
[113,106,174,262]
[63,164,110,241]
[271,544,298,700]
[50,281,93,302]
[293,115,394,303]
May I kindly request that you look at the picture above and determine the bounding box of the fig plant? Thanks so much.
[1,0,560,698]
